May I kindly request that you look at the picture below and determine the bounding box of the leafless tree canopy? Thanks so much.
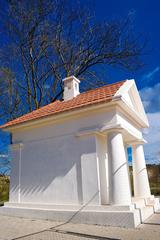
[0,0,145,121]
[0,130,10,176]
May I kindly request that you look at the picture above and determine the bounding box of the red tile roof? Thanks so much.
[0,80,125,129]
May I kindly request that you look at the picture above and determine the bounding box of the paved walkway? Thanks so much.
[0,212,160,240]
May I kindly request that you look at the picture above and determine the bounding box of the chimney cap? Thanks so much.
[63,75,80,101]
[63,75,80,84]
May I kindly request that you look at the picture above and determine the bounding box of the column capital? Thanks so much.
[127,138,147,146]
[101,123,123,135]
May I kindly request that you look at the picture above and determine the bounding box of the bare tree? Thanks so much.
[0,130,10,178]
[0,0,146,120]
[0,156,10,176]
[0,67,20,120]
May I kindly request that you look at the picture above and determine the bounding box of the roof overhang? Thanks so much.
[2,100,115,132]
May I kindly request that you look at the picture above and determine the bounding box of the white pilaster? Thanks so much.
[96,134,109,204]
[10,143,23,203]
[132,144,151,198]
[108,132,131,205]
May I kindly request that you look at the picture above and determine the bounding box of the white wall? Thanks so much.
[19,134,99,205]
[10,108,117,205]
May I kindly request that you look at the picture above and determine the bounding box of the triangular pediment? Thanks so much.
[114,80,149,127]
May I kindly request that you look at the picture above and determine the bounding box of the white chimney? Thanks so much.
[63,76,80,101]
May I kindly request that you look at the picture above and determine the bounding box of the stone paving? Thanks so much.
[0,212,160,240]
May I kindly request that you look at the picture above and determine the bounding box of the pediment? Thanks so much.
[114,80,149,127]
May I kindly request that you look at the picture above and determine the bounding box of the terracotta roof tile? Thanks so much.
[0,80,125,129]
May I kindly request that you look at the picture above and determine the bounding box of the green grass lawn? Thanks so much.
[0,176,9,203]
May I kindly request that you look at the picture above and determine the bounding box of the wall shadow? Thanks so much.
[9,135,98,205]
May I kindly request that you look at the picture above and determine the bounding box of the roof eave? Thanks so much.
[1,95,148,132]
[1,99,115,132]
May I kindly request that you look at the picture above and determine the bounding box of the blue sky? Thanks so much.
[86,0,160,88]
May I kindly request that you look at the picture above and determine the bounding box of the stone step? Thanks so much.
[4,202,134,212]
[153,197,160,211]
[132,198,146,208]
[0,205,141,228]
[139,206,154,222]
[131,197,157,223]
[144,197,160,212]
